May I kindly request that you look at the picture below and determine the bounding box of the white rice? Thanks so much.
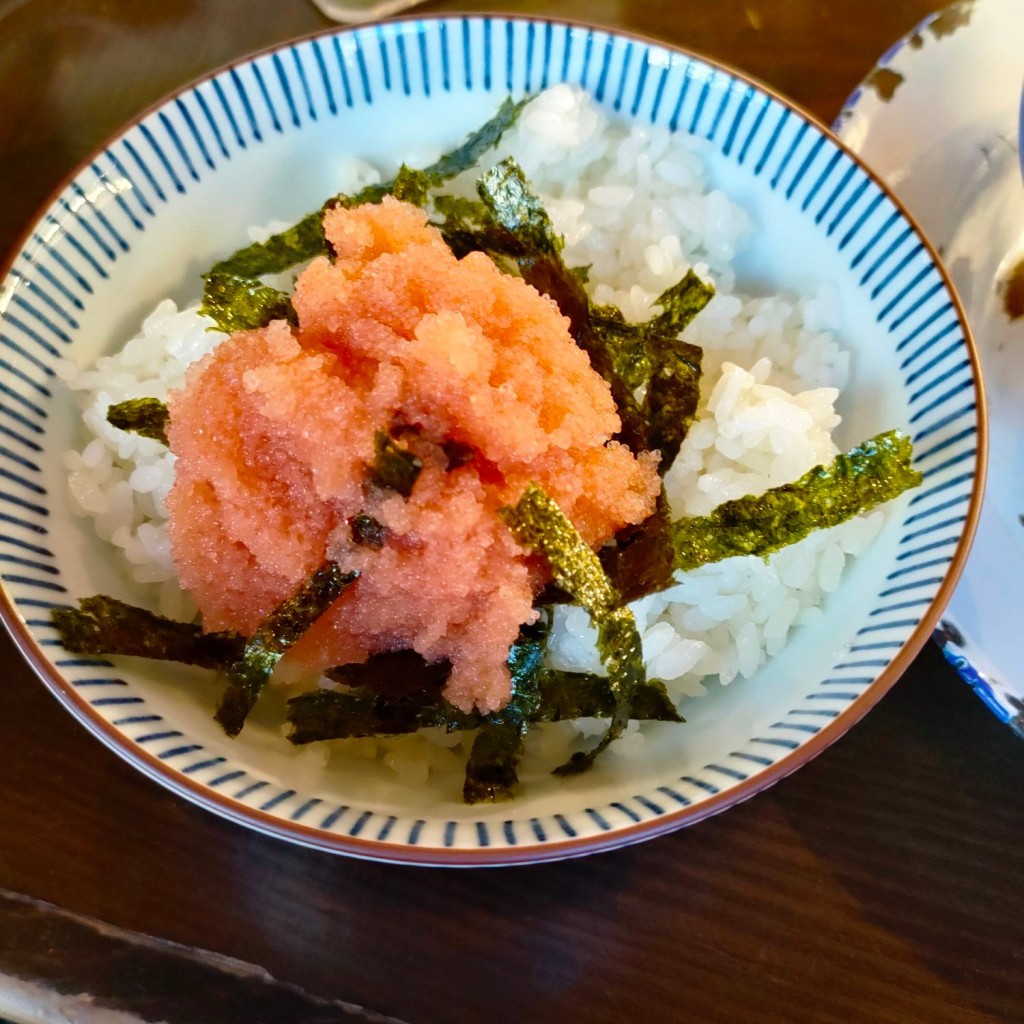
[59,85,883,784]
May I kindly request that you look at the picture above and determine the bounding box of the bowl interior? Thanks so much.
[0,17,981,863]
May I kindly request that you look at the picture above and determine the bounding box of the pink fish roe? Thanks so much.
[167,197,660,713]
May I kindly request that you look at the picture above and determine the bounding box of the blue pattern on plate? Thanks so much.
[834,1,1021,739]
[0,17,979,860]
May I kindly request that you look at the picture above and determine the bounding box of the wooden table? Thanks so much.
[1,2,1022,1022]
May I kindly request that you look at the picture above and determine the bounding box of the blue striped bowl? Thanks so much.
[0,17,983,864]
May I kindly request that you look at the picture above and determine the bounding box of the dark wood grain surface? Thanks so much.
[2,2,1021,1022]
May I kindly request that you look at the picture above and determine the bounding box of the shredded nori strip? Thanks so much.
[287,632,531,750]
[200,271,296,334]
[51,596,244,668]
[639,278,709,465]
[291,618,549,800]
[106,398,170,445]
[198,206,329,331]
[286,686,474,744]
[588,271,710,390]
[325,649,451,699]
[348,512,386,550]
[475,159,564,258]
[648,271,719,343]
[424,98,529,179]
[500,484,648,774]
[462,714,530,803]
[671,429,922,571]
[534,670,681,724]
[463,614,548,803]
[203,208,327,282]
[569,274,709,467]
[599,487,678,603]
[286,670,681,744]
[601,429,923,599]
[367,430,422,497]
[199,98,527,333]
[643,332,703,469]
[215,562,358,737]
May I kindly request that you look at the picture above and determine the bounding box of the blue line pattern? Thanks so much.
[0,18,979,859]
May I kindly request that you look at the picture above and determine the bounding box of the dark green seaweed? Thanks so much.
[423,97,528,180]
[105,398,170,445]
[203,208,327,281]
[590,272,709,390]
[367,430,422,497]
[462,713,530,803]
[199,98,527,333]
[501,486,618,608]
[671,429,922,572]
[291,617,549,800]
[640,275,709,463]
[51,595,244,668]
[534,670,681,724]
[200,272,296,334]
[325,649,451,701]
[586,272,709,467]
[602,429,923,599]
[462,614,548,802]
[500,484,648,774]
[215,562,358,737]
[348,512,386,550]
[288,631,528,750]
[476,158,563,257]
[285,671,681,743]
[286,686,475,744]
[548,605,651,776]
[600,488,677,604]
[648,271,718,341]
[641,331,703,469]
[506,612,551,691]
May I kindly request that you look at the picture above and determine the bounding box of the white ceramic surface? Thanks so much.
[837,0,1024,733]
[0,17,982,863]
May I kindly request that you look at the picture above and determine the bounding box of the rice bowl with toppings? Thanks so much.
[0,19,982,863]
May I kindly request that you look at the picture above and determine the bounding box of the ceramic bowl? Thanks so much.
[0,17,983,864]
[836,0,1022,734]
